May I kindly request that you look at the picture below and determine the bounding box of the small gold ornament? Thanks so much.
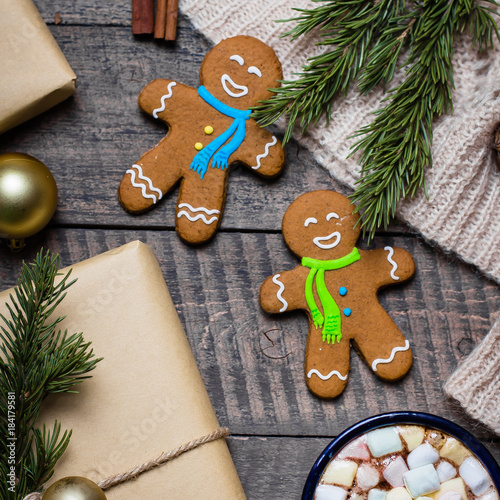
[194,142,203,150]
[0,153,58,250]
[204,125,214,135]
[42,477,107,500]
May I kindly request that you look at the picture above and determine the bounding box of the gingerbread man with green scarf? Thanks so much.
[259,191,415,399]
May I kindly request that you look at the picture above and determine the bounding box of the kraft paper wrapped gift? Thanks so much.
[0,241,246,499]
[0,0,76,134]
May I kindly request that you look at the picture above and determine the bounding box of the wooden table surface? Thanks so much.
[1,2,499,498]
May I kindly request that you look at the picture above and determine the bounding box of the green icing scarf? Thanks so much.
[301,248,360,344]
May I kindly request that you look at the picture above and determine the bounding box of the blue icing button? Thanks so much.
[343,308,352,317]
[339,286,347,296]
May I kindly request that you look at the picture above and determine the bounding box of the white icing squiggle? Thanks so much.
[272,274,288,312]
[221,74,248,98]
[251,136,278,170]
[371,340,410,372]
[178,203,220,215]
[152,82,177,118]
[313,231,341,249]
[384,246,400,280]
[307,369,348,381]
[177,211,218,225]
[230,54,244,66]
[126,165,163,204]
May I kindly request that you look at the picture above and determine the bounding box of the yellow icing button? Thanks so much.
[194,142,203,151]
[204,126,214,135]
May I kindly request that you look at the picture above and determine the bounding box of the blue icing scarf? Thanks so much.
[191,86,251,179]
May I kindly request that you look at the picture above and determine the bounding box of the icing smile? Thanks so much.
[313,231,341,249]
[221,74,249,97]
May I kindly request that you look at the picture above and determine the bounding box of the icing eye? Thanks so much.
[248,66,262,77]
[230,55,244,66]
[326,212,340,221]
[304,217,318,227]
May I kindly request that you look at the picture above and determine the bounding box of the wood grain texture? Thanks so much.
[35,0,133,25]
[1,1,499,497]
[1,229,498,439]
[0,24,350,232]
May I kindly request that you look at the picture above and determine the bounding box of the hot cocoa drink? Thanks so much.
[315,424,498,500]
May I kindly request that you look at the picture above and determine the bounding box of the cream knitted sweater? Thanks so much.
[180,0,500,433]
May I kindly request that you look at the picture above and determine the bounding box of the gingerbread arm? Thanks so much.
[234,121,285,178]
[138,79,197,124]
[362,247,415,287]
[259,267,307,314]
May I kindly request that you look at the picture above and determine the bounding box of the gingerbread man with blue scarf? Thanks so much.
[119,36,285,244]
[259,191,416,399]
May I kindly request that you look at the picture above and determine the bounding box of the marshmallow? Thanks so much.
[431,478,467,500]
[438,492,462,500]
[356,463,380,490]
[437,461,457,482]
[439,438,472,466]
[407,443,439,469]
[403,463,441,497]
[479,490,499,500]
[315,484,348,500]
[322,460,358,487]
[383,456,409,487]
[459,457,489,495]
[398,425,425,451]
[368,489,388,500]
[338,436,370,460]
[367,427,403,457]
[386,487,412,500]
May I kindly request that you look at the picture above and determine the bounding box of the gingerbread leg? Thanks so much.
[119,143,183,214]
[304,322,351,398]
[175,168,228,245]
[352,312,412,381]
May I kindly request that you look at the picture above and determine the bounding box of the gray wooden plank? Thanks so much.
[1,228,498,441]
[0,24,355,233]
[35,0,132,26]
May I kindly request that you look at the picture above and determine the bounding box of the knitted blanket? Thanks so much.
[181,0,500,284]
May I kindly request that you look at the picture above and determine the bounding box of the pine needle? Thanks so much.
[252,0,500,240]
[0,251,102,499]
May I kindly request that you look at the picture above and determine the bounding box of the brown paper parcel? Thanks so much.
[0,241,246,499]
[0,0,76,134]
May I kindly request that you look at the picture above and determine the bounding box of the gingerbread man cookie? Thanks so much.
[259,191,415,399]
[119,36,285,244]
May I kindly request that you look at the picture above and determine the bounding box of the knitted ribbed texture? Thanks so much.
[180,0,500,283]
[444,317,500,436]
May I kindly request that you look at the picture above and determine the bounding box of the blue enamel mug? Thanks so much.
[302,411,500,500]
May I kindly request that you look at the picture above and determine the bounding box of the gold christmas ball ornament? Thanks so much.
[42,477,107,500]
[0,153,58,250]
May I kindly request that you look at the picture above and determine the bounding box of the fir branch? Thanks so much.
[253,0,407,142]
[0,251,102,499]
[252,0,500,240]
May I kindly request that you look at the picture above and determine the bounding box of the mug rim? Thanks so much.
[302,411,500,500]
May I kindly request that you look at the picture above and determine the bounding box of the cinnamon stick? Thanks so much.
[154,0,167,38]
[132,0,155,35]
[165,0,179,41]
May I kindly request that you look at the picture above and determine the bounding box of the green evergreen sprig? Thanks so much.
[252,0,500,240]
[0,251,102,499]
